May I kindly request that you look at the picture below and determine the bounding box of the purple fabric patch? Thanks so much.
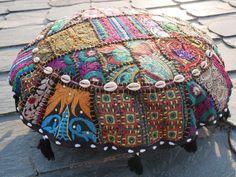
[174,49,194,61]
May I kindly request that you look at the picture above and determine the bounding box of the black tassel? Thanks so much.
[182,139,197,153]
[13,94,19,112]
[128,154,143,175]
[37,138,55,160]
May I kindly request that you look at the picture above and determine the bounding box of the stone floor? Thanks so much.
[0,0,236,176]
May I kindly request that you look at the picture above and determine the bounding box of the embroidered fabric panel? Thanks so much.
[156,37,205,72]
[93,86,186,148]
[126,40,176,83]
[9,46,35,94]
[22,78,55,124]
[76,49,105,83]
[143,86,185,143]
[196,62,229,111]
[90,16,148,43]
[41,83,96,143]
[48,53,77,76]
[20,69,42,101]
[93,91,143,147]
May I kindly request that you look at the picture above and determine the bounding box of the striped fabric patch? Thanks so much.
[9,47,35,94]
[136,15,170,37]
[91,16,149,43]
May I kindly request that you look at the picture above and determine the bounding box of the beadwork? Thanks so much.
[9,7,233,153]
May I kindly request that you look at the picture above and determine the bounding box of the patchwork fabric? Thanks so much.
[196,59,230,111]
[9,7,233,152]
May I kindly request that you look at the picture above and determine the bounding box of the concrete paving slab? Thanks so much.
[8,0,51,12]
[174,0,198,2]
[181,1,236,17]
[0,46,22,72]
[49,0,89,7]
[132,0,177,9]
[0,10,48,28]
[47,3,90,21]
[224,37,236,48]
[0,73,15,114]
[0,25,45,48]
[149,7,195,20]
[217,42,236,72]
[0,2,12,15]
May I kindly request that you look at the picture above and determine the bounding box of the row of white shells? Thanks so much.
[33,46,211,91]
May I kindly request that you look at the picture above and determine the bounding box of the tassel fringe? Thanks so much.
[182,138,197,153]
[128,154,143,175]
[37,137,55,160]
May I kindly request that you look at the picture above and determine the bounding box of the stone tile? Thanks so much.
[229,0,236,7]
[199,13,236,25]
[92,1,130,8]
[224,37,236,48]
[8,0,51,12]
[47,3,90,21]
[174,0,198,2]
[0,0,13,2]
[181,1,236,17]
[0,73,15,114]
[0,25,45,48]
[0,10,48,28]
[0,2,12,15]
[132,0,177,9]
[199,14,236,37]
[208,19,236,37]
[190,23,220,40]
[0,46,22,72]
[49,0,89,7]
[217,42,236,72]
[148,7,195,21]
[0,115,36,177]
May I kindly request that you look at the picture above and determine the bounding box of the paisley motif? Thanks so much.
[157,37,204,72]
[42,106,96,143]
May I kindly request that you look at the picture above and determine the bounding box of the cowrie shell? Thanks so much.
[104,82,118,92]
[174,74,185,83]
[43,66,53,75]
[19,115,23,120]
[192,69,201,77]
[205,50,213,58]
[32,48,39,53]
[155,80,166,88]
[79,79,91,88]
[27,122,32,127]
[33,57,40,63]
[39,129,43,133]
[61,75,71,83]
[37,34,44,40]
[127,82,141,91]
[200,61,208,69]
[168,142,175,146]
[103,146,108,151]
